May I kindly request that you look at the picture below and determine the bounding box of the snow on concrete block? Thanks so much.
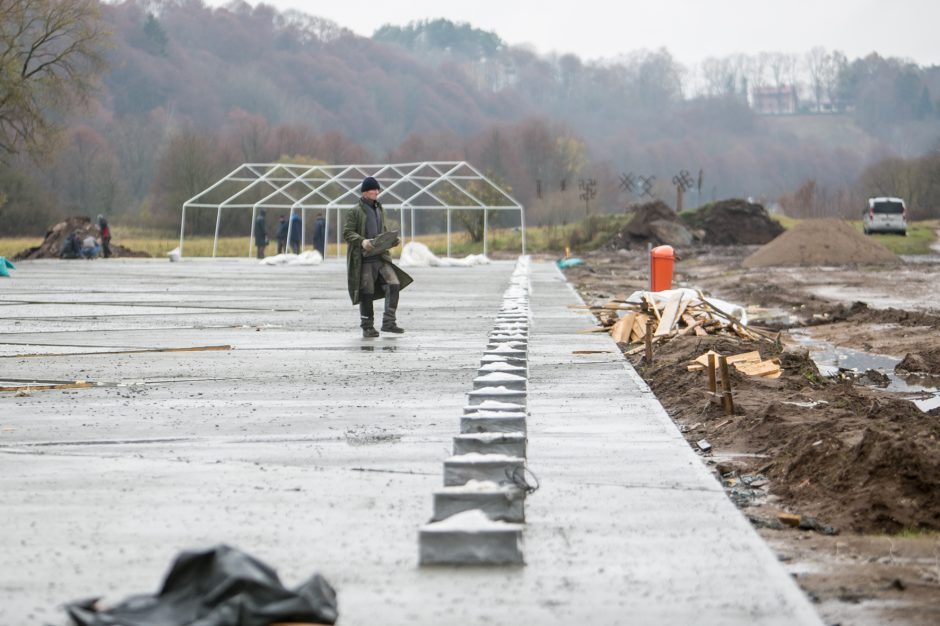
[480,354,527,369]
[432,481,526,523]
[467,386,527,407]
[463,400,527,414]
[419,509,524,566]
[453,432,526,457]
[443,453,525,486]
[484,344,526,359]
[477,362,527,376]
[473,372,527,391]
[494,314,529,322]
[460,412,527,435]
[487,338,528,351]
[491,322,529,337]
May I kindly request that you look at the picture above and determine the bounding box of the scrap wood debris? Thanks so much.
[574,288,777,350]
[688,349,781,379]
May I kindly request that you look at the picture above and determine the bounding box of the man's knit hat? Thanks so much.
[361,176,380,192]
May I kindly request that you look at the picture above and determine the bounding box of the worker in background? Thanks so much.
[313,213,326,257]
[254,209,268,259]
[276,216,288,254]
[81,234,100,259]
[60,231,82,259]
[97,215,112,258]
[289,212,302,254]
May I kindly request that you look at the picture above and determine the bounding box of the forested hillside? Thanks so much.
[1,0,939,236]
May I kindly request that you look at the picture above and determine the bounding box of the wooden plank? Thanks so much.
[689,350,760,371]
[611,312,637,343]
[654,293,684,337]
[693,325,708,336]
[677,315,704,336]
[734,360,781,377]
[567,304,640,311]
[691,350,721,369]
[725,351,761,365]
[643,294,662,322]
[0,381,94,392]
[675,296,691,324]
[631,314,647,342]
[777,512,801,527]
[626,335,665,355]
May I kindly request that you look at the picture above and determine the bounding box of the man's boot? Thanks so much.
[381,285,404,333]
[360,295,378,337]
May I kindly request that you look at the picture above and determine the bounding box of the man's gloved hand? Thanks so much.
[362,239,374,252]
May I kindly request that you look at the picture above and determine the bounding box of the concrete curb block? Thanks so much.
[419,256,532,566]
[453,432,526,457]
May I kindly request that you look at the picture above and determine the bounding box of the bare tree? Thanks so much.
[0,0,108,157]
[700,57,737,98]
[746,53,769,94]
[821,50,847,112]
[804,47,828,111]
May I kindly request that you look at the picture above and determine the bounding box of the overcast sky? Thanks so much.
[217,0,938,66]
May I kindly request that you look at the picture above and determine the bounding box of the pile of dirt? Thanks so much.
[844,301,940,330]
[682,199,784,245]
[743,218,898,267]
[14,216,150,260]
[896,347,940,375]
[606,201,696,248]
[630,334,940,533]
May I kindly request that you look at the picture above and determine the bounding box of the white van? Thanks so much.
[863,197,907,236]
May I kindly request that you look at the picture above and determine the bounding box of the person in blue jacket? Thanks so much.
[289,212,302,254]
[312,213,326,257]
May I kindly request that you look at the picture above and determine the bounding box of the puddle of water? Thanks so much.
[789,331,940,412]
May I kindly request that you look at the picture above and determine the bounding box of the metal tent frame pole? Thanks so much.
[180,161,526,260]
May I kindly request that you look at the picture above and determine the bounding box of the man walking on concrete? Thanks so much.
[344,176,412,337]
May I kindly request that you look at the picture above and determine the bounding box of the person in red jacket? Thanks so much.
[97,215,112,259]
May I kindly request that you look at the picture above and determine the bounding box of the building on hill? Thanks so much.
[751,85,799,115]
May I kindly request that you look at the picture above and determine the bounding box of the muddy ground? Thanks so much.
[564,246,940,626]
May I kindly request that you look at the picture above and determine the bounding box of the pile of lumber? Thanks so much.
[688,350,781,379]
[576,290,773,347]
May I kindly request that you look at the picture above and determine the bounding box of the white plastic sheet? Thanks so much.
[260,250,323,266]
[398,241,489,268]
[624,288,749,326]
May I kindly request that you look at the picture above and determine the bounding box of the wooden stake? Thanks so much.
[644,317,654,362]
[707,353,717,395]
[719,355,734,415]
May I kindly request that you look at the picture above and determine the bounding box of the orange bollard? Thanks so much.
[650,245,675,292]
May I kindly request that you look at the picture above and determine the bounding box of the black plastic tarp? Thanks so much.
[66,544,338,626]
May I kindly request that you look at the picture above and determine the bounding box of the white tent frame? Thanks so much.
[178,161,526,259]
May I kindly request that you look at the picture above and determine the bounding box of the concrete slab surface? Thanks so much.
[0,258,822,625]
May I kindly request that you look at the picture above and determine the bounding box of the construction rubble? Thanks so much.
[576,287,779,364]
